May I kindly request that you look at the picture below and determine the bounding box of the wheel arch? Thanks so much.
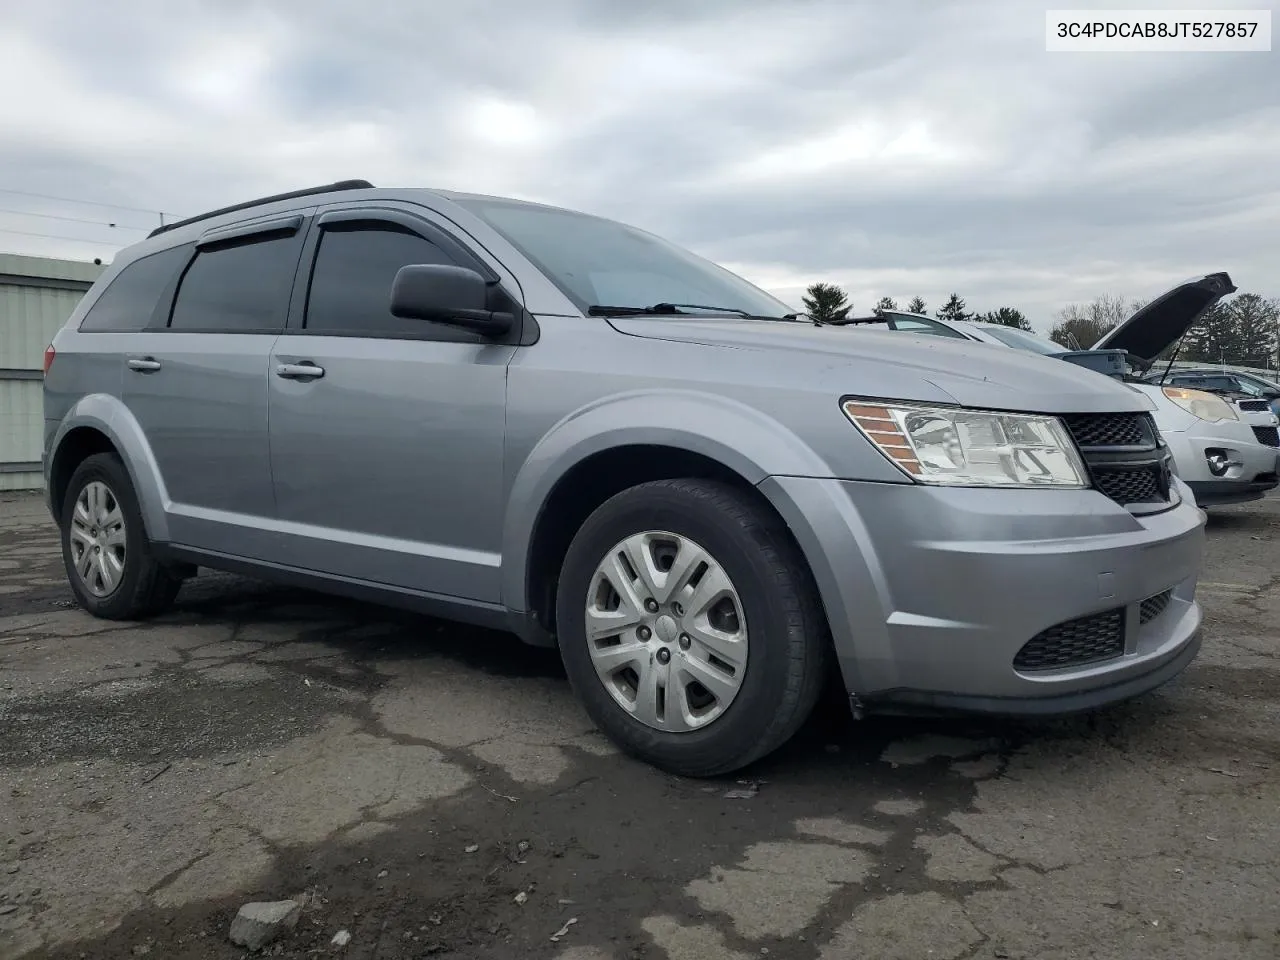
[47,395,170,541]
[503,390,834,642]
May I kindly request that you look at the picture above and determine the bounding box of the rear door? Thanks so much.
[264,205,516,601]
[120,215,307,555]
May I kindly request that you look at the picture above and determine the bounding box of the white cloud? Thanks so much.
[0,0,1274,329]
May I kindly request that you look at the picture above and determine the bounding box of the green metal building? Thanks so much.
[1,253,104,491]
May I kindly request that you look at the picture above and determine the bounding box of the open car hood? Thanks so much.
[1091,272,1236,361]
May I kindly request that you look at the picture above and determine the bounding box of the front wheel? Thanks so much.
[60,453,182,620]
[556,478,829,777]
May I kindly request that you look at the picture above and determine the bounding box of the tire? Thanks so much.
[556,478,829,777]
[60,452,182,620]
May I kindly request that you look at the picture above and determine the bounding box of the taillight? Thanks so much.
[43,344,56,375]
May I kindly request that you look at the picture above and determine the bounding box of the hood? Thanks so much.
[607,316,1153,415]
[1091,272,1236,361]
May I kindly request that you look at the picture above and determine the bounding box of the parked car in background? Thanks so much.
[842,276,1279,507]
[1146,368,1280,421]
[43,181,1207,776]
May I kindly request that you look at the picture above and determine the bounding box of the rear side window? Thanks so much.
[891,317,967,339]
[169,231,302,332]
[304,224,459,335]
[78,246,189,332]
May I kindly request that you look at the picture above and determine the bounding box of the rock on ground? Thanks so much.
[228,900,302,950]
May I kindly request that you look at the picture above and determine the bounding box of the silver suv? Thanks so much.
[43,181,1206,775]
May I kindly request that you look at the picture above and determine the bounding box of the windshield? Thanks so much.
[976,325,1064,355]
[1242,374,1280,393]
[452,196,794,318]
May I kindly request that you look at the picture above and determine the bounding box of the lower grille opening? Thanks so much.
[1092,467,1164,505]
[1013,609,1125,671]
[1139,590,1173,625]
[1252,426,1279,447]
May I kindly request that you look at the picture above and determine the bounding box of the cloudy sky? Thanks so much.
[1,0,1275,330]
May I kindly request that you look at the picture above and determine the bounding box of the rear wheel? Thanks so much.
[60,453,182,620]
[556,478,828,777]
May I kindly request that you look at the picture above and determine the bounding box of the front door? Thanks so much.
[266,208,515,602]
[122,217,306,555]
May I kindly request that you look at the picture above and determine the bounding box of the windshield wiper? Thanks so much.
[587,302,796,321]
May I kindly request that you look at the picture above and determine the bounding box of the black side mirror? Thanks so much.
[390,264,514,336]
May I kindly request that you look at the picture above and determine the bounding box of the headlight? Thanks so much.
[1161,387,1238,422]
[842,400,1088,488]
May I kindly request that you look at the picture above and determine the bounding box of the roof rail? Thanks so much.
[147,179,375,238]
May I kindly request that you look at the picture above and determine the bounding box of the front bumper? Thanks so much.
[1186,476,1279,506]
[760,476,1205,712]
[1163,420,1279,505]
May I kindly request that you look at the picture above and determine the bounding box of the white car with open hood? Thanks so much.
[841,274,1280,507]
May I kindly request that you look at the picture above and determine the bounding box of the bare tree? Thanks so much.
[1049,294,1138,349]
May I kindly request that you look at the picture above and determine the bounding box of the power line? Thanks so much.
[0,187,171,219]
[0,207,148,231]
[0,227,126,247]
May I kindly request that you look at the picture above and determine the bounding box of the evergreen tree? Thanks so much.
[905,296,927,314]
[1225,294,1279,367]
[974,307,1031,331]
[802,283,852,325]
[935,293,970,323]
[875,296,898,311]
[1182,302,1241,364]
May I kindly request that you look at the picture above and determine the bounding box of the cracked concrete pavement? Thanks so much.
[1,490,1278,959]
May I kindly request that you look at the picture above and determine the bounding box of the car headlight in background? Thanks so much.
[842,401,1089,487]
[1161,386,1238,422]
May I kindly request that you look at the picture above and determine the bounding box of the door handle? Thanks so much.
[275,362,325,381]
[127,357,162,372]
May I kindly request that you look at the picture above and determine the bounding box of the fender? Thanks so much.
[500,388,834,612]
[48,394,172,543]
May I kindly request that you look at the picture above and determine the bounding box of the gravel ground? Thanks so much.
[1,490,1278,960]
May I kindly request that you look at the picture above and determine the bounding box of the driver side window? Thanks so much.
[304,223,460,336]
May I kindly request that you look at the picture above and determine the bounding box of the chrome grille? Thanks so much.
[1013,609,1125,671]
